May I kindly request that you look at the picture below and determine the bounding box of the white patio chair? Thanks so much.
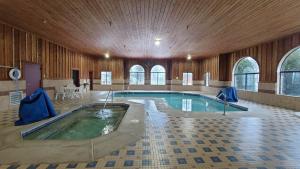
[65,87,75,99]
[55,87,66,100]
[74,86,84,98]
[64,83,77,99]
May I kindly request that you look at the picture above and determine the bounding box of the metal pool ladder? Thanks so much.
[103,88,113,110]
[218,92,227,115]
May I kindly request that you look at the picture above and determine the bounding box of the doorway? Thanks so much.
[89,71,93,90]
[72,69,80,87]
[24,63,41,96]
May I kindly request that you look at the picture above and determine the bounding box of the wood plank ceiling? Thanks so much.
[1,0,300,58]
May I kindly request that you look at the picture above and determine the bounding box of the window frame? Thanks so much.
[233,72,259,91]
[277,47,300,96]
[233,57,259,92]
[279,70,300,96]
[182,72,193,86]
[101,71,112,85]
[150,65,166,85]
[129,65,145,85]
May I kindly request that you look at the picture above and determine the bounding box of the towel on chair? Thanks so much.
[216,87,238,102]
[15,88,56,125]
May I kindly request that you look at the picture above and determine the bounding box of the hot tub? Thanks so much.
[23,104,128,140]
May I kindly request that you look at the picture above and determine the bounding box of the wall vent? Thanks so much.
[9,91,23,105]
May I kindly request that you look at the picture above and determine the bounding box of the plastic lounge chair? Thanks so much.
[55,86,66,100]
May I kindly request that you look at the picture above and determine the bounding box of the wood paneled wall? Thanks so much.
[41,41,95,79]
[199,56,219,81]
[171,60,200,81]
[0,22,95,81]
[218,53,231,81]
[94,58,124,80]
[223,32,300,83]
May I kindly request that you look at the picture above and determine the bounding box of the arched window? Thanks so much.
[129,65,145,85]
[151,65,166,85]
[278,47,300,96]
[233,57,259,91]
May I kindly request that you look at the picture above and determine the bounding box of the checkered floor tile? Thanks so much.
[1,91,300,169]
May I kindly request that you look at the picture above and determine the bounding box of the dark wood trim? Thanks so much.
[0,89,26,96]
[258,89,276,94]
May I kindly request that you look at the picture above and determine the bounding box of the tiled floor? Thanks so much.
[1,91,300,169]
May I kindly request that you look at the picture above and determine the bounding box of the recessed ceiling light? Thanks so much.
[105,53,110,58]
[154,38,161,46]
[154,40,160,46]
[187,54,192,60]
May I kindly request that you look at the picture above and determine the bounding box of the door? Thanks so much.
[89,71,93,90]
[24,63,41,96]
[72,70,80,87]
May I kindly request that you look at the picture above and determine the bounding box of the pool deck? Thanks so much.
[0,90,300,169]
[0,101,145,164]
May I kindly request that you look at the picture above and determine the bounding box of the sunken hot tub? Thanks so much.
[22,104,128,140]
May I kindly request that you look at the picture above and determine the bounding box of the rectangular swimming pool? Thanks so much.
[114,92,247,112]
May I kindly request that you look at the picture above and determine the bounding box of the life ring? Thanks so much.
[9,68,21,80]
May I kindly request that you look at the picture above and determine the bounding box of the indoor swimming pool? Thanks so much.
[114,92,247,112]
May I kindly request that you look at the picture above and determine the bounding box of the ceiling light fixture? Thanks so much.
[154,40,160,46]
[154,38,161,46]
[187,54,192,60]
[105,53,110,58]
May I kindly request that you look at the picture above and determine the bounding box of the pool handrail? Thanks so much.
[217,92,228,115]
[103,88,113,110]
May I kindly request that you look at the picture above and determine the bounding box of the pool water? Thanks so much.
[23,104,128,140]
[114,92,246,112]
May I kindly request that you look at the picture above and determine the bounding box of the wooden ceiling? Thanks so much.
[1,0,300,58]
